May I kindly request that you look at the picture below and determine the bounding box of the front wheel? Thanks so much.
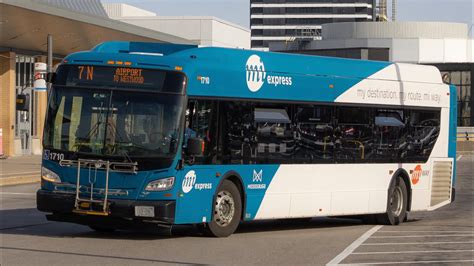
[204,180,242,237]
[376,177,408,225]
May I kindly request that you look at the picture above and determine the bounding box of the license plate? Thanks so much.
[134,206,155,217]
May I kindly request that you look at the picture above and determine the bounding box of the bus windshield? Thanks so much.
[43,67,185,159]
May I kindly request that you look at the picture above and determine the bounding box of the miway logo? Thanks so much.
[246,55,266,92]
[182,170,196,193]
[245,54,293,92]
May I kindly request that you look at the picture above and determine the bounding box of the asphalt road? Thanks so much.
[1,155,472,265]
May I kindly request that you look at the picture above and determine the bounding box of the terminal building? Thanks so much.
[103,3,250,49]
[250,0,376,50]
[0,0,249,157]
[270,22,474,127]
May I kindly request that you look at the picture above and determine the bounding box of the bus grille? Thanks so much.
[430,161,452,206]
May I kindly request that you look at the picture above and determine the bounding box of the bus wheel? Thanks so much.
[205,180,242,237]
[377,177,408,225]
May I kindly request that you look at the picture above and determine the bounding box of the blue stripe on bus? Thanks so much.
[174,165,280,224]
[65,43,392,103]
[448,84,457,185]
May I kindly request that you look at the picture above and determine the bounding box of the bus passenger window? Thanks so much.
[374,109,405,162]
[254,107,294,164]
[403,110,440,162]
[294,105,334,163]
[185,100,218,164]
[335,107,373,162]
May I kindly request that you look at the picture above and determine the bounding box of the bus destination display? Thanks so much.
[77,66,145,85]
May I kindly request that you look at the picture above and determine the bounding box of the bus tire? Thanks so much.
[205,180,242,237]
[377,177,408,225]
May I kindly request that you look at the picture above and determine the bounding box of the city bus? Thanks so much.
[37,41,457,237]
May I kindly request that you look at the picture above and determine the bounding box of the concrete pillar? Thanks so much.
[0,51,16,157]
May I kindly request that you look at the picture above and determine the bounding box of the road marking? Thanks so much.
[371,234,474,238]
[457,155,463,161]
[378,230,473,233]
[340,259,474,265]
[362,241,474,245]
[326,225,383,265]
[0,192,36,195]
[353,249,474,255]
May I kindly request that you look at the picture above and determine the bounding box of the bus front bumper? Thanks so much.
[36,189,176,227]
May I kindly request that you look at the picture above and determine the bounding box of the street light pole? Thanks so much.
[47,34,52,90]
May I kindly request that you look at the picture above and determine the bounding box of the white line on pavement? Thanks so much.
[371,234,474,238]
[353,249,474,255]
[0,192,36,195]
[340,259,474,265]
[362,241,474,245]
[378,230,473,233]
[457,155,463,161]
[326,225,383,265]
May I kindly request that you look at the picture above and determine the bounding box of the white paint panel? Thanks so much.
[252,194,290,219]
[369,190,387,213]
[332,191,369,214]
[335,64,449,108]
[290,192,331,217]
[397,63,443,84]
[411,189,430,210]
[255,164,397,218]
[255,162,448,218]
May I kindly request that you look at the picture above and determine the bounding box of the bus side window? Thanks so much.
[185,100,218,164]
[294,105,334,163]
[403,110,440,162]
[335,106,373,162]
[374,109,405,162]
[220,101,254,164]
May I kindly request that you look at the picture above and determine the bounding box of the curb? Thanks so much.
[0,175,40,187]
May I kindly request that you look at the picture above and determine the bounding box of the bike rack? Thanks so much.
[60,159,138,216]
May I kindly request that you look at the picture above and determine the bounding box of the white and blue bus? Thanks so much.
[37,42,457,237]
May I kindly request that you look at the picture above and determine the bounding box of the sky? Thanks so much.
[103,0,473,33]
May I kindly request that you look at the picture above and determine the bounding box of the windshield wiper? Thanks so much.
[71,102,106,159]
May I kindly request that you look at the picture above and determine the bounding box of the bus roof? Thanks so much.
[63,41,446,103]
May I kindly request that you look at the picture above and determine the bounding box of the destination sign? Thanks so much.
[77,66,146,85]
[113,68,145,84]
[55,65,185,93]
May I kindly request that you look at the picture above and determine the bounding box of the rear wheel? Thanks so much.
[376,177,408,225]
[204,180,242,237]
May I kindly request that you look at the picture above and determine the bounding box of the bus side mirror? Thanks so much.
[186,137,204,156]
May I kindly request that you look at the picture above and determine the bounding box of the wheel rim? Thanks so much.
[390,186,403,216]
[214,190,235,227]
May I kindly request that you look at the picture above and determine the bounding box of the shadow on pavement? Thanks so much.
[0,207,365,240]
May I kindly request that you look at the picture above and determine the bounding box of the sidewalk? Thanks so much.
[0,155,41,186]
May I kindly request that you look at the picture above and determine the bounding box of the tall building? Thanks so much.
[250,0,376,50]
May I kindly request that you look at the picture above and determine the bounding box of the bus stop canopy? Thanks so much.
[0,0,193,56]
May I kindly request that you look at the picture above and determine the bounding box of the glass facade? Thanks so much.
[438,64,473,127]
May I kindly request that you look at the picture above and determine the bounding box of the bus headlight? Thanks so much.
[41,167,61,183]
[145,177,175,191]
